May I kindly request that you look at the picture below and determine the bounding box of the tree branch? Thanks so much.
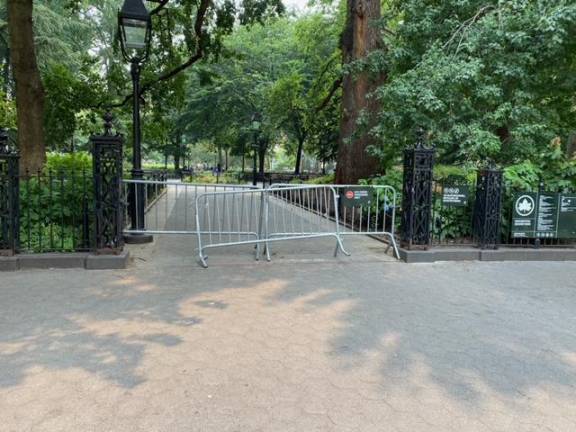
[315,77,342,113]
[150,0,170,16]
[443,5,495,52]
[99,0,210,110]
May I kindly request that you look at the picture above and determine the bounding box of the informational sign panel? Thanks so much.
[341,187,372,208]
[512,192,576,239]
[512,193,537,238]
[441,185,469,207]
[558,195,576,238]
[535,193,558,238]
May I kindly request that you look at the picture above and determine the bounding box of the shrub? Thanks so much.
[19,153,94,252]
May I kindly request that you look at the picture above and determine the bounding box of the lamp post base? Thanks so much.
[124,233,154,244]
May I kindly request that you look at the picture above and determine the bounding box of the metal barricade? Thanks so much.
[195,185,350,268]
[121,179,398,267]
[122,179,256,235]
[271,184,400,259]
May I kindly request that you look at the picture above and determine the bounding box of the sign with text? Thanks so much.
[512,192,576,239]
[341,187,372,208]
[441,185,469,207]
[558,195,576,238]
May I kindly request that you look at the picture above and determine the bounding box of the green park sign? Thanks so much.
[441,185,469,207]
[512,192,576,239]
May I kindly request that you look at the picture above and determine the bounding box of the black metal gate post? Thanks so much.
[401,129,435,249]
[92,113,124,253]
[473,166,503,249]
[0,129,19,256]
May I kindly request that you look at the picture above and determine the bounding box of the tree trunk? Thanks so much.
[294,137,304,175]
[258,140,266,180]
[217,144,222,170]
[7,0,46,173]
[335,0,383,185]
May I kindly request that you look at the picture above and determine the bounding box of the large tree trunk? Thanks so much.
[8,0,46,173]
[294,137,304,175]
[335,0,383,185]
[173,153,181,171]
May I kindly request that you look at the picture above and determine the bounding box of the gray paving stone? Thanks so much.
[1,222,575,431]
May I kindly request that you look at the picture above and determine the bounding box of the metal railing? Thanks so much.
[431,177,476,246]
[271,184,400,258]
[195,185,350,268]
[122,180,256,235]
[119,179,400,267]
[18,170,94,253]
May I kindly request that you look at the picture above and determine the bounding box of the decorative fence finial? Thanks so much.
[0,128,9,154]
[103,112,114,136]
[415,127,427,149]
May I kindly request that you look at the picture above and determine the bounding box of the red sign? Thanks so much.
[345,191,355,199]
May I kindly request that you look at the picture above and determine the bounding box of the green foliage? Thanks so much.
[504,139,576,192]
[181,13,342,172]
[374,0,576,167]
[0,91,16,128]
[44,152,92,173]
[303,174,335,184]
[188,171,243,184]
[19,152,93,252]
[43,63,103,151]
[359,168,403,192]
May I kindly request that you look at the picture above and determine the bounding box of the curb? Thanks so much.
[0,251,130,271]
[399,247,576,263]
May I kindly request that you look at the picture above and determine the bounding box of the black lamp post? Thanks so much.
[251,113,261,186]
[118,0,153,243]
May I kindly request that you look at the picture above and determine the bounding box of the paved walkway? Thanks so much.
[1,229,576,430]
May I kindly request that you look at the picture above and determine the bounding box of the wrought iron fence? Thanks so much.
[0,115,125,256]
[0,140,19,256]
[431,176,476,246]
[18,170,94,253]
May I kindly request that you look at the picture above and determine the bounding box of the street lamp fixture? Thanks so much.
[118,0,153,244]
[119,0,152,60]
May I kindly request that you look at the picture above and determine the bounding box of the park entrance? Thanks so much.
[121,178,400,268]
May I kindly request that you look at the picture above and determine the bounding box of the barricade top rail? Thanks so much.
[269,182,397,196]
[122,179,258,188]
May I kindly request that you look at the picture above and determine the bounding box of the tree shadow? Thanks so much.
[1,242,575,412]
[266,260,576,406]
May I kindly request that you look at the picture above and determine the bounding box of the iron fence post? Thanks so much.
[0,129,19,256]
[92,113,125,253]
[401,129,435,249]
[473,166,503,249]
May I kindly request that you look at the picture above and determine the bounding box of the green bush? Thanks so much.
[187,170,243,184]
[303,174,335,185]
[19,153,94,252]
[45,152,92,173]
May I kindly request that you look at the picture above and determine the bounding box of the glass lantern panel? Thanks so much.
[122,18,148,50]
